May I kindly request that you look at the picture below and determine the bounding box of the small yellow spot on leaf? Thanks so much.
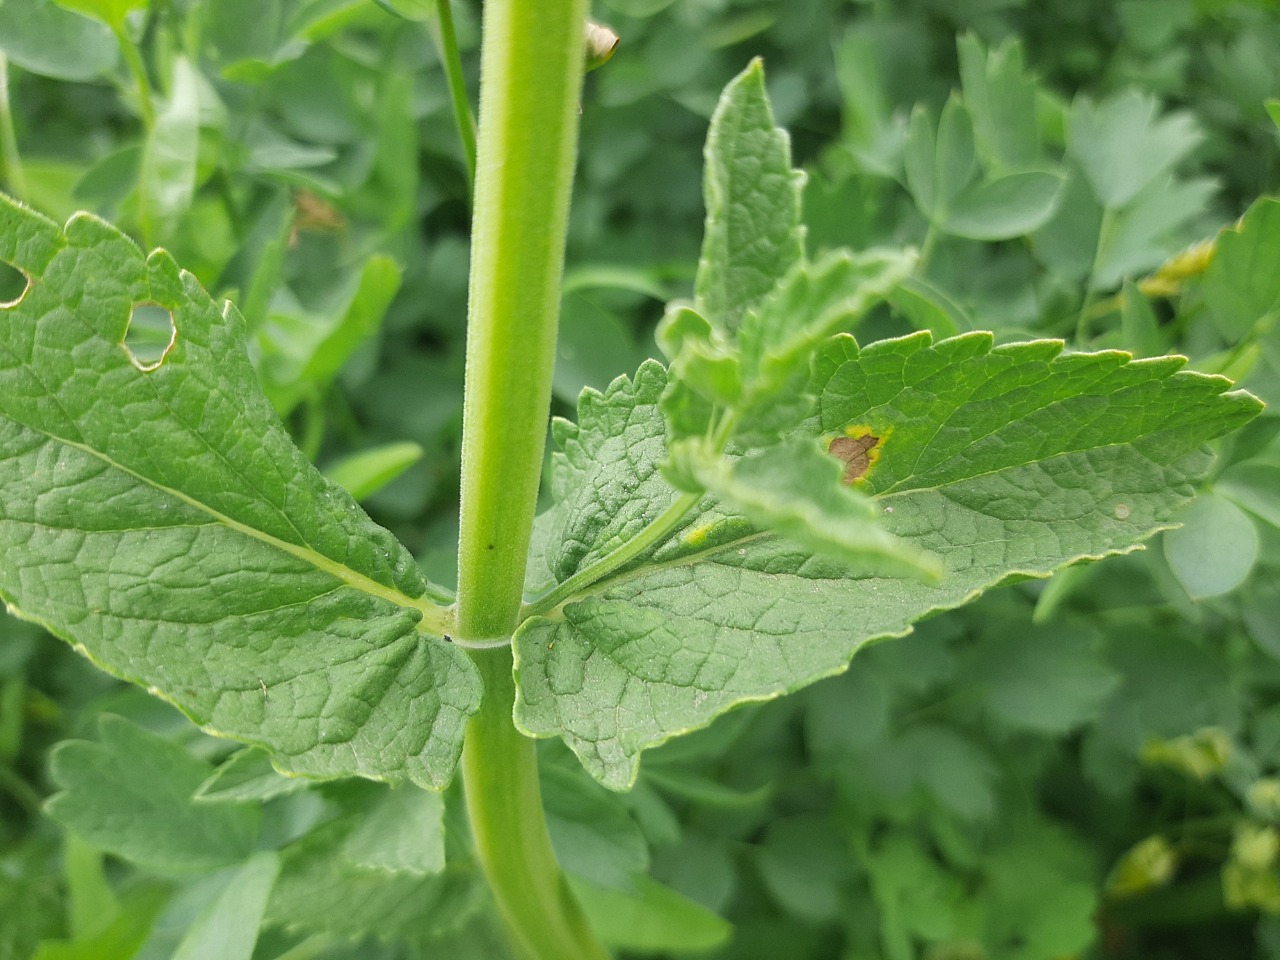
[1115,503,1131,520]
[682,522,715,547]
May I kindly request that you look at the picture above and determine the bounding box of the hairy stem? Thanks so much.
[455,0,586,639]
[462,649,609,960]
[454,1,604,957]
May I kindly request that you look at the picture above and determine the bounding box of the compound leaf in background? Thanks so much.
[264,818,484,945]
[342,787,445,876]
[940,170,1064,241]
[956,33,1040,172]
[695,59,804,334]
[0,195,478,789]
[323,441,424,502]
[1067,90,1202,209]
[0,0,118,82]
[1203,197,1280,341]
[569,874,732,954]
[515,334,1261,789]
[1163,491,1259,599]
[45,715,259,873]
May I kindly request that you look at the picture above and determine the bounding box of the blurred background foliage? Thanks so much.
[1,0,1279,958]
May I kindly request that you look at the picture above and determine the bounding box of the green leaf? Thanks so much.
[737,248,917,402]
[323,441,424,502]
[939,170,1064,241]
[904,98,978,224]
[52,0,147,31]
[0,0,118,81]
[695,59,804,334]
[961,621,1119,734]
[138,56,200,245]
[256,254,402,416]
[372,0,434,21]
[1203,197,1280,341]
[1163,492,1259,599]
[515,335,1260,788]
[888,277,969,338]
[655,302,743,412]
[1218,462,1280,530]
[0,195,478,788]
[265,818,484,945]
[1067,90,1202,209]
[1093,174,1217,288]
[32,886,168,960]
[756,815,855,923]
[568,874,732,953]
[541,360,683,587]
[695,440,941,580]
[1120,280,1165,357]
[45,715,260,873]
[956,33,1040,172]
[193,748,307,804]
[171,853,278,960]
[343,786,445,876]
[542,763,649,891]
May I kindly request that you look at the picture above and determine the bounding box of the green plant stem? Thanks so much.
[454,1,603,957]
[462,648,610,960]
[455,0,587,641]
[113,25,156,129]
[0,54,28,202]
[431,0,477,192]
[1075,205,1117,343]
[525,490,703,617]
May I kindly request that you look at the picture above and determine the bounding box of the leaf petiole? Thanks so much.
[523,489,704,620]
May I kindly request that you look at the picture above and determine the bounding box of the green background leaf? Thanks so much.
[45,715,259,873]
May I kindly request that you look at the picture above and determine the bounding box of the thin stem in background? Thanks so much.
[113,24,156,129]
[431,0,477,192]
[0,53,28,202]
[1075,205,1117,343]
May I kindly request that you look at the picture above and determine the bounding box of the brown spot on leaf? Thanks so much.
[829,433,881,484]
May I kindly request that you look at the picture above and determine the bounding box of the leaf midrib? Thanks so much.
[8,420,453,636]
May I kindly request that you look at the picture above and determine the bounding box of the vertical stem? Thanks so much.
[454,2,605,959]
[462,649,609,960]
[431,0,477,192]
[0,54,28,202]
[1075,206,1116,343]
[113,25,156,129]
[455,0,586,641]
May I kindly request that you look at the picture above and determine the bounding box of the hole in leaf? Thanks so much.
[123,303,177,371]
[0,260,30,308]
